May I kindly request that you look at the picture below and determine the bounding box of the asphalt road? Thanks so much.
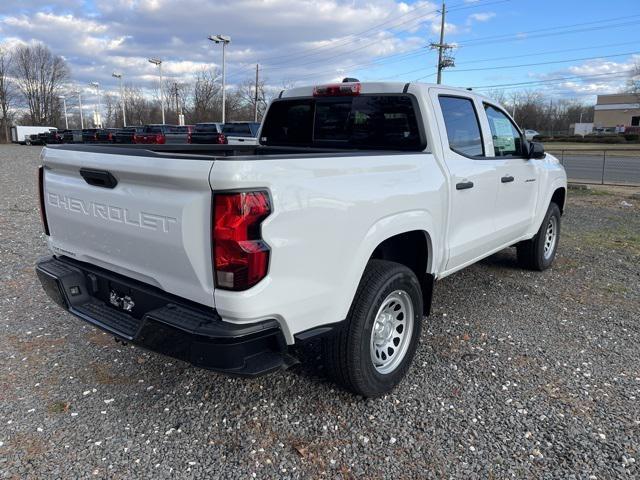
[1,145,639,479]
[548,151,640,186]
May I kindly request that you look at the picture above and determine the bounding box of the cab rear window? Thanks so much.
[261,95,424,150]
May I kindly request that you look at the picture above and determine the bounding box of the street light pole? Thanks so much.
[148,58,165,124]
[59,96,69,129]
[112,72,127,127]
[207,35,231,123]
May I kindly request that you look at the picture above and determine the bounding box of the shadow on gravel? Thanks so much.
[478,248,522,270]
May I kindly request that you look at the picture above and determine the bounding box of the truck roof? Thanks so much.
[280,81,493,102]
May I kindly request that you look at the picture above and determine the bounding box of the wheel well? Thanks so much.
[370,231,434,316]
[551,187,566,214]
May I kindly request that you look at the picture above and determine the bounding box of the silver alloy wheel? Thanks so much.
[543,215,558,260]
[370,290,414,374]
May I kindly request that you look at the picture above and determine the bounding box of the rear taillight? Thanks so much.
[213,191,271,291]
[108,133,113,142]
[313,82,361,97]
[217,133,227,144]
[187,132,192,144]
[38,166,50,236]
[132,134,138,144]
[156,134,165,144]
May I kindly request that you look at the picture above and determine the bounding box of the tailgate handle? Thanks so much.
[80,168,118,189]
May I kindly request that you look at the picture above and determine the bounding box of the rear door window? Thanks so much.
[261,95,424,150]
[223,123,253,136]
[195,124,221,133]
[438,96,484,157]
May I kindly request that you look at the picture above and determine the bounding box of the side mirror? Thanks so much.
[528,141,545,159]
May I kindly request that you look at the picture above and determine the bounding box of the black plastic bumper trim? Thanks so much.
[36,256,288,377]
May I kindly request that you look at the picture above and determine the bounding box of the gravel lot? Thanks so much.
[1,144,639,479]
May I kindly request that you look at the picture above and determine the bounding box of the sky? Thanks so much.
[1,0,639,106]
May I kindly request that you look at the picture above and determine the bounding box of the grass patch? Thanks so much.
[603,283,629,296]
[47,401,70,414]
[580,227,640,255]
[569,188,612,197]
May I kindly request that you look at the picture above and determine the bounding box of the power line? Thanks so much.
[225,0,510,81]
[456,13,640,47]
[456,19,640,49]
[227,11,640,86]
[449,50,640,73]
[260,0,509,67]
[471,70,634,90]
[453,40,638,66]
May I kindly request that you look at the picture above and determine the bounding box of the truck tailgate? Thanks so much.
[42,147,216,308]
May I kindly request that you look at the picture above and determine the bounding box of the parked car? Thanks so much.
[39,129,64,145]
[113,126,145,144]
[27,133,46,145]
[10,125,57,145]
[28,129,61,145]
[96,128,119,143]
[81,129,99,143]
[524,129,540,141]
[190,122,226,144]
[62,130,83,144]
[36,81,567,397]
[164,125,194,144]
[222,121,260,145]
[132,125,172,144]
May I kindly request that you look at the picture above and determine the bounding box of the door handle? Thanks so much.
[501,175,515,183]
[80,168,118,189]
[456,181,474,190]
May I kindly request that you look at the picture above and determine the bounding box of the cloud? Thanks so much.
[466,12,496,24]
[529,55,640,97]
[0,0,467,101]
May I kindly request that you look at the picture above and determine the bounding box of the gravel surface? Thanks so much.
[1,144,639,479]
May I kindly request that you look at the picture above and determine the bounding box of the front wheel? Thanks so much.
[323,260,423,398]
[517,202,561,271]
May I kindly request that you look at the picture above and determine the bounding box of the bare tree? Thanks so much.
[0,45,16,142]
[235,78,269,121]
[12,43,70,125]
[103,92,117,128]
[189,68,221,123]
[124,84,154,125]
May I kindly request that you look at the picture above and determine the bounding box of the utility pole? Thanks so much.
[173,82,181,124]
[430,1,456,84]
[254,64,259,122]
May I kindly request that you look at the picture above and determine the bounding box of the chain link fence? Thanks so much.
[547,149,640,186]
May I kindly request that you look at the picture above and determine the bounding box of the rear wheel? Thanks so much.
[323,259,423,397]
[517,202,561,271]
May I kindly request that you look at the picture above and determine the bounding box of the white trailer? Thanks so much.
[10,126,57,145]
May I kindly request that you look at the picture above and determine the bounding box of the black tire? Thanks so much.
[517,202,561,271]
[323,259,423,398]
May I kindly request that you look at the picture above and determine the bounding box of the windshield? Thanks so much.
[261,95,424,150]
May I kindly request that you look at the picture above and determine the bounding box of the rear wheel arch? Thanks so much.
[369,230,434,316]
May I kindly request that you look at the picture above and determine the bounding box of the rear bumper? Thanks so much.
[36,256,290,377]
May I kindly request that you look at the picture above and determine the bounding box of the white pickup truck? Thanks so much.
[36,81,567,397]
